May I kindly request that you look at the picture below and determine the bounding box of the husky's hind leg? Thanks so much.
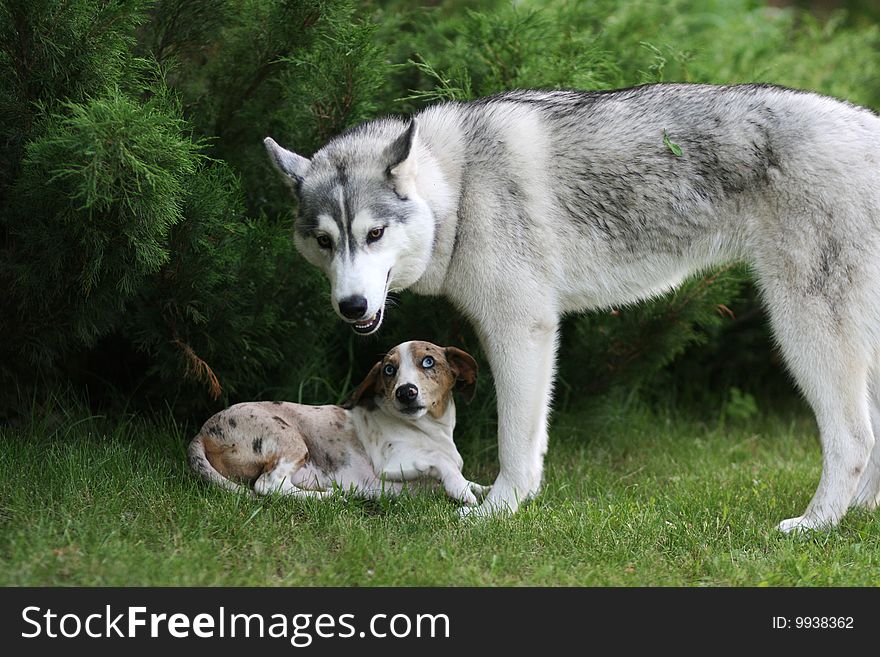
[761,287,874,531]
[776,350,873,531]
[851,360,880,510]
[528,325,559,492]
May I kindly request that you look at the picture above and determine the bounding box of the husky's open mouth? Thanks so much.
[352,308,382,335]
[350,272,390,336]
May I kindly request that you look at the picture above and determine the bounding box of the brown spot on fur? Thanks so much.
[272,415,290,427]
[444,346,478,404]
[371,349,403,405]
[261,454,281,476]
[406,342,478,418]
[203,435,259,481]
[202,431,265,483]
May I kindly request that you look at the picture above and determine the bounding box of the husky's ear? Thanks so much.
[385,119,418,194]
[445,346,478,404]
[342,361,383,409]
[264,137,311,190]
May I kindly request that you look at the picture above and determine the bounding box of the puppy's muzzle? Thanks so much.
[395,384,422,413]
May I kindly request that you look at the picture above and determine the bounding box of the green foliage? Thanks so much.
[152,0,393,216]
[122,163,327,406]
[401,1,621,103]
[2,0,880,420]
[273,17,390,145]
[0,0,151,190]
[6,89,197,359]
[0,0,379,415]
[557,266,748,404]
[720,387,760,426]
[402,0,880,107]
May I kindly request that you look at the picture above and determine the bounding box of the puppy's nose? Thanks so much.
[338,295,368,320]
[395,383,419,404]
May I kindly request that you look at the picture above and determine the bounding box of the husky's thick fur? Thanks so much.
[265,83,880,531]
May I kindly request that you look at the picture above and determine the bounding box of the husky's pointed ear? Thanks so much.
[264,137,311,189]
[342,361,383,409]
[445,346,478,404]
[385,119,418,189]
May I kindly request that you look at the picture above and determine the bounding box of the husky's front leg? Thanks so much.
[462,318,559,517]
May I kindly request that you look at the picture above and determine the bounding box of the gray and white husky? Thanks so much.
[265,83,880,532]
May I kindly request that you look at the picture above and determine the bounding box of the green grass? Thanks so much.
[2,399,879,586]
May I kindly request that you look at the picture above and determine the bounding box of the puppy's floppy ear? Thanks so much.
[385,119,418,194]
[342,361,383,409]
[264,137,311,190]
[445,347,478,404]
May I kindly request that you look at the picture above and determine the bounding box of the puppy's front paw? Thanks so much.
[468,481,492,500]
[457,489,479,506]
[458,499,513,519]
[458,480,522,519]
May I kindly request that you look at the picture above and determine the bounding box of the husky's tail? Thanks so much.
[187,434,247,493]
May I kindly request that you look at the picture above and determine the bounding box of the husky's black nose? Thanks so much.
[339,295,368,320]
[395,384,419,404]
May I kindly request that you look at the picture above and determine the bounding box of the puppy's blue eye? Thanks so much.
[383,364,396,377]
[422,356,434,369]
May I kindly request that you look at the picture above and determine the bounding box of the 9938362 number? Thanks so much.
[794,617,853,629]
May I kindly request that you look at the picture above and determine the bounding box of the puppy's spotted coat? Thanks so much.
[188,341,489,503]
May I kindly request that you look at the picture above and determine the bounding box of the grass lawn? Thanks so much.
[1,398,879,586]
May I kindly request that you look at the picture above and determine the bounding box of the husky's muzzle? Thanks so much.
[342,270,390,336]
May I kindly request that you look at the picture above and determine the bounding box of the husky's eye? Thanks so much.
[383,364,397,377]
[316,234,332,250]
[367,226,385,243]
[421,356,434,369]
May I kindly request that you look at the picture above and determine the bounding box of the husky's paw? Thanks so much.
[777,515,828,534]
[850,495,879,511]
[850,479,880,510]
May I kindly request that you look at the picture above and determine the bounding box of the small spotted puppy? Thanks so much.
[188,341,489,504]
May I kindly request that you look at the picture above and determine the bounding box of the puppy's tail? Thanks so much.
[187,434,247,494]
